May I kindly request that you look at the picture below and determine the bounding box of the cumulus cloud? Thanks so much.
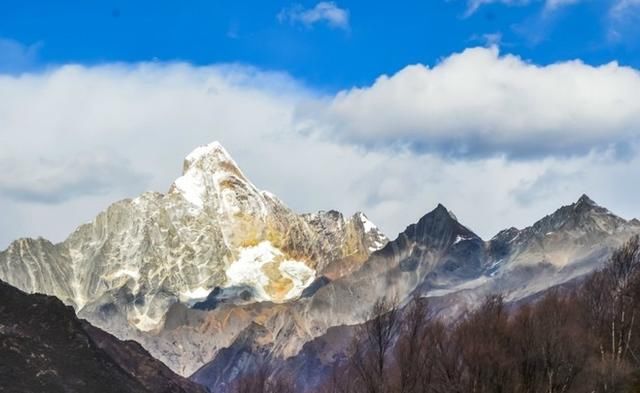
[278,2,350,30]
[1,49,639,250]
[306,47,640,158]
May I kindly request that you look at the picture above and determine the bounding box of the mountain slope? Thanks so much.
[2,141,638,386]
[0,141,387,375]
[425,194,640,306]
[190,204,490,390]
[191,196,640,392]
[0,280,205,393]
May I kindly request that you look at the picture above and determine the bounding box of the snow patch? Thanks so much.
[486,258,505,276]
[171,141,270,217]
[225,241,316,302]
[279,260,316,299]
[173,170,206,211]
[179,286,212,303]
[185,141,228,164]
[358,212,378,233]
[369,241,386,253]
[453,234,474,245]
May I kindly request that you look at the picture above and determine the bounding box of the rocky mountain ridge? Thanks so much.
[0,142,388,376]
[191,195,640,391]
[1,141,638,388]
[0,142,387,332]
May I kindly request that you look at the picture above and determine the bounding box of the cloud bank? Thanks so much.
[1,47,639,249]
[310,47,640,158]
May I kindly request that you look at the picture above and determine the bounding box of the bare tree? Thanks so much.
[454,295,514,393]
[429,321,464,393]
[247,237,640,393]
[350,297,400,393]
[395,297,430,393]
[581,235,640,392]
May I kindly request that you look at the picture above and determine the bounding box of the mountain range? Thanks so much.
[1,142,638,392]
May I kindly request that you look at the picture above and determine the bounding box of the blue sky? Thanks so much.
[1,1,640,248]
[2,0,639,89]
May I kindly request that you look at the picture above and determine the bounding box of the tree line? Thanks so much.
[232,235,640,393]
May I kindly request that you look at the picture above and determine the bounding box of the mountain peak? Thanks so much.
[433,203,458,221]
[571,193,611,217]
[576,193,596,207]
[402,203,478,248]
[171,141,256,212]
[182,141,243,177]
[520,193,625,242]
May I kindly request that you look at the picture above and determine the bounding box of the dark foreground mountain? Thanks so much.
[0,280,205,393]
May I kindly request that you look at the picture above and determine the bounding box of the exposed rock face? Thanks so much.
[426,194,640,304]
[0,142,387,330]
[190,204,490,390]
[0,142,387,375]
[2,140,638,388]
[191,196,640,392]
[0,280,205,393]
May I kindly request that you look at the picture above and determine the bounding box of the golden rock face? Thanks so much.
[262,260,294,301]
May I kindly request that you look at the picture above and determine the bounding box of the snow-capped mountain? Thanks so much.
[1,141,638,387]
[0,142,388,333]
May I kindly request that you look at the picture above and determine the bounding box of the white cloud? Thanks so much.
[278,2,350,30]
[544,0,582,10]
[308,47,640,158]
[465,0,586,16]
[466,0,636,40]
[482,33,503,46]
[469,32,503,47]
[607,0,640,42]
[0,37,42,73]
[0,49,639,251]
[465,0,530,16]
[0,153,146,203]
[610,0,640,17]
